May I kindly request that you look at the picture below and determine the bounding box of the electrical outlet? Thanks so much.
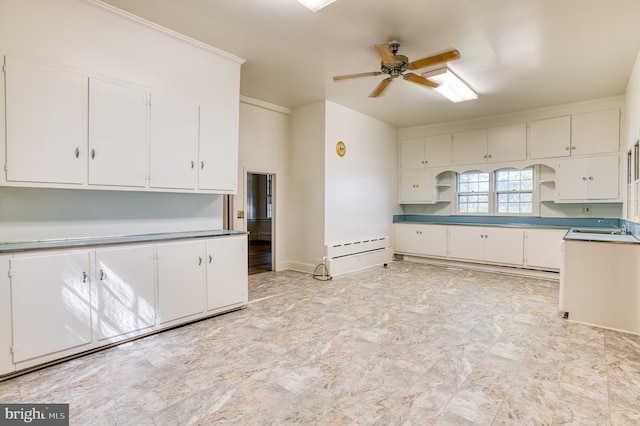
[581,206,591,214]
[237,210,244,219]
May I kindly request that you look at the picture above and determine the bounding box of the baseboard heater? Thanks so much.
[325,236,389,259]
[324,237,391,276]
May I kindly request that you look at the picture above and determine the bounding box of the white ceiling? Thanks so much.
[100,0,640,129]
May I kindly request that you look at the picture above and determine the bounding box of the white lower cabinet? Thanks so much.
[448,226,524,266]
[0,255,14,376]
[10,250,93,363]
[524,229,567,271]
[156,240,206,324]
[206,236,248,311]
[95,245,156,340]
[394,223,447,257]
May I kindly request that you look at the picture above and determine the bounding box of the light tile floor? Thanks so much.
[1,262,640,425]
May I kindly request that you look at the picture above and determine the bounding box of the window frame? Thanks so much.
[455,166,537,216]
[494,167,535,215]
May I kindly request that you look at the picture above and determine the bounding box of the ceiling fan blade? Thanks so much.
[333,71,382,81]
[407,49,461,70]
[369,78,393,98]
[403,73,440,89]
[373,44,396,65]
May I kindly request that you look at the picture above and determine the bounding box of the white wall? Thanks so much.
[0,0,241,241]
[236,98,292,270]
[624,49,640,222]
[324,101,400,244]
[289,102,326,272]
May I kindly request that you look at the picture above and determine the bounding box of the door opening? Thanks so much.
[247,172,274,274]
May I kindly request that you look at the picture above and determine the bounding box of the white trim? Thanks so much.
[240,96,293,115]
[85,0,246,64]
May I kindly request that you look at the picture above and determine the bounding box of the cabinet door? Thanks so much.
[198,105,238,191]
[5,56,86,184]
[586,155,619,200]
[571,109,619,156]
[395,223,447,256]
[0,255,13,376]
[399,169,433,203]
[487,123,526,162]
[95,245,156,340]
[399,138,426,169]
[157,241,205,323]
[528,116,571,159]
[452,129,487,165]
[424,134,452,167]
[10,251,92,363]
[88,78,147,187]
[557,158,588,200]
[149,92,198,190]
[206,236,248,311]
[448,226,485,262]
[483,228,524,265]
[524,229,566,270]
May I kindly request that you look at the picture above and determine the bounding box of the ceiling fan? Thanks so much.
[333,41,461,98]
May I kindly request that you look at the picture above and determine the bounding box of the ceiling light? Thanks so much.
[422,67,478,103]
[296,0,337,12]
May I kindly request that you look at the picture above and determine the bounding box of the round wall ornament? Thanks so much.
[336,141,346,157]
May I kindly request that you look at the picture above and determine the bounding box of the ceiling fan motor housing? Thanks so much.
[381,54,408,77]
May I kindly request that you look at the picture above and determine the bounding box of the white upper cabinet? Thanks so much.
[528,116,571,159]
[199,105,238,191]
[556,154,619,201]
[400,135,451,169]
[570,109,619,156]
[487,123,527,163]
[149,92,199,190]
[4,56,87,185]
[452,129,487,166]
[88,78,147,188]
[452,125,526,166]
[400,169,434,203]
[529,110,619,160]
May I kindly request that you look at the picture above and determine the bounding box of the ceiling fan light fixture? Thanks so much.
[296,0,337,12]
[422,67,477,103]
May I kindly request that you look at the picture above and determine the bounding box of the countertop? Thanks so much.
[0,229,247,253]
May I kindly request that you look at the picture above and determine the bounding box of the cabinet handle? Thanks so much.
[209,255,212,263]
[589,176,593,180]
[91,149,96,160]
[100,269,106,281]
[480,235,484,238]
[565,146,570,151]
[571,146,576,150]
[198,256,202,266]
[82,271,88,283]
[201,161,204,170]
[191,161,195,169]
[487,154,492,159]
[483,154,487,159]
[582,177,587,181]
[75,147,80,158]
[485,234,488,238]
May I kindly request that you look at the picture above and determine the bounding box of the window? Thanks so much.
[457,171,490,213]
[456,167,534,215]
[495,168,533,214]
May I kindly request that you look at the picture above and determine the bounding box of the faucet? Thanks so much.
[597,219,626,234]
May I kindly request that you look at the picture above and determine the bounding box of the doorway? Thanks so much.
[246,172,274,274]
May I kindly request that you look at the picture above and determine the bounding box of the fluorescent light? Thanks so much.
[296,0,337,12]
[423,67,477,103]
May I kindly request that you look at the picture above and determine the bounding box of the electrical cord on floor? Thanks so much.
[312,262,332,281]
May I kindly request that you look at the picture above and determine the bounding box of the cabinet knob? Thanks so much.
[82,271,88,283]
[589,176,593,180]
[209,255,212,263]
[100,269,106,281]
[571,146,576,150]
[582,177,587,181]
[191,160,195,169]
[75,147,80,158]
[198,256,203,266]
[565,146,570,151]
[91,149,96,160]
[201,161,205,170]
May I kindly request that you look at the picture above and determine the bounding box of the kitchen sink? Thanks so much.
[571,228,621,235]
